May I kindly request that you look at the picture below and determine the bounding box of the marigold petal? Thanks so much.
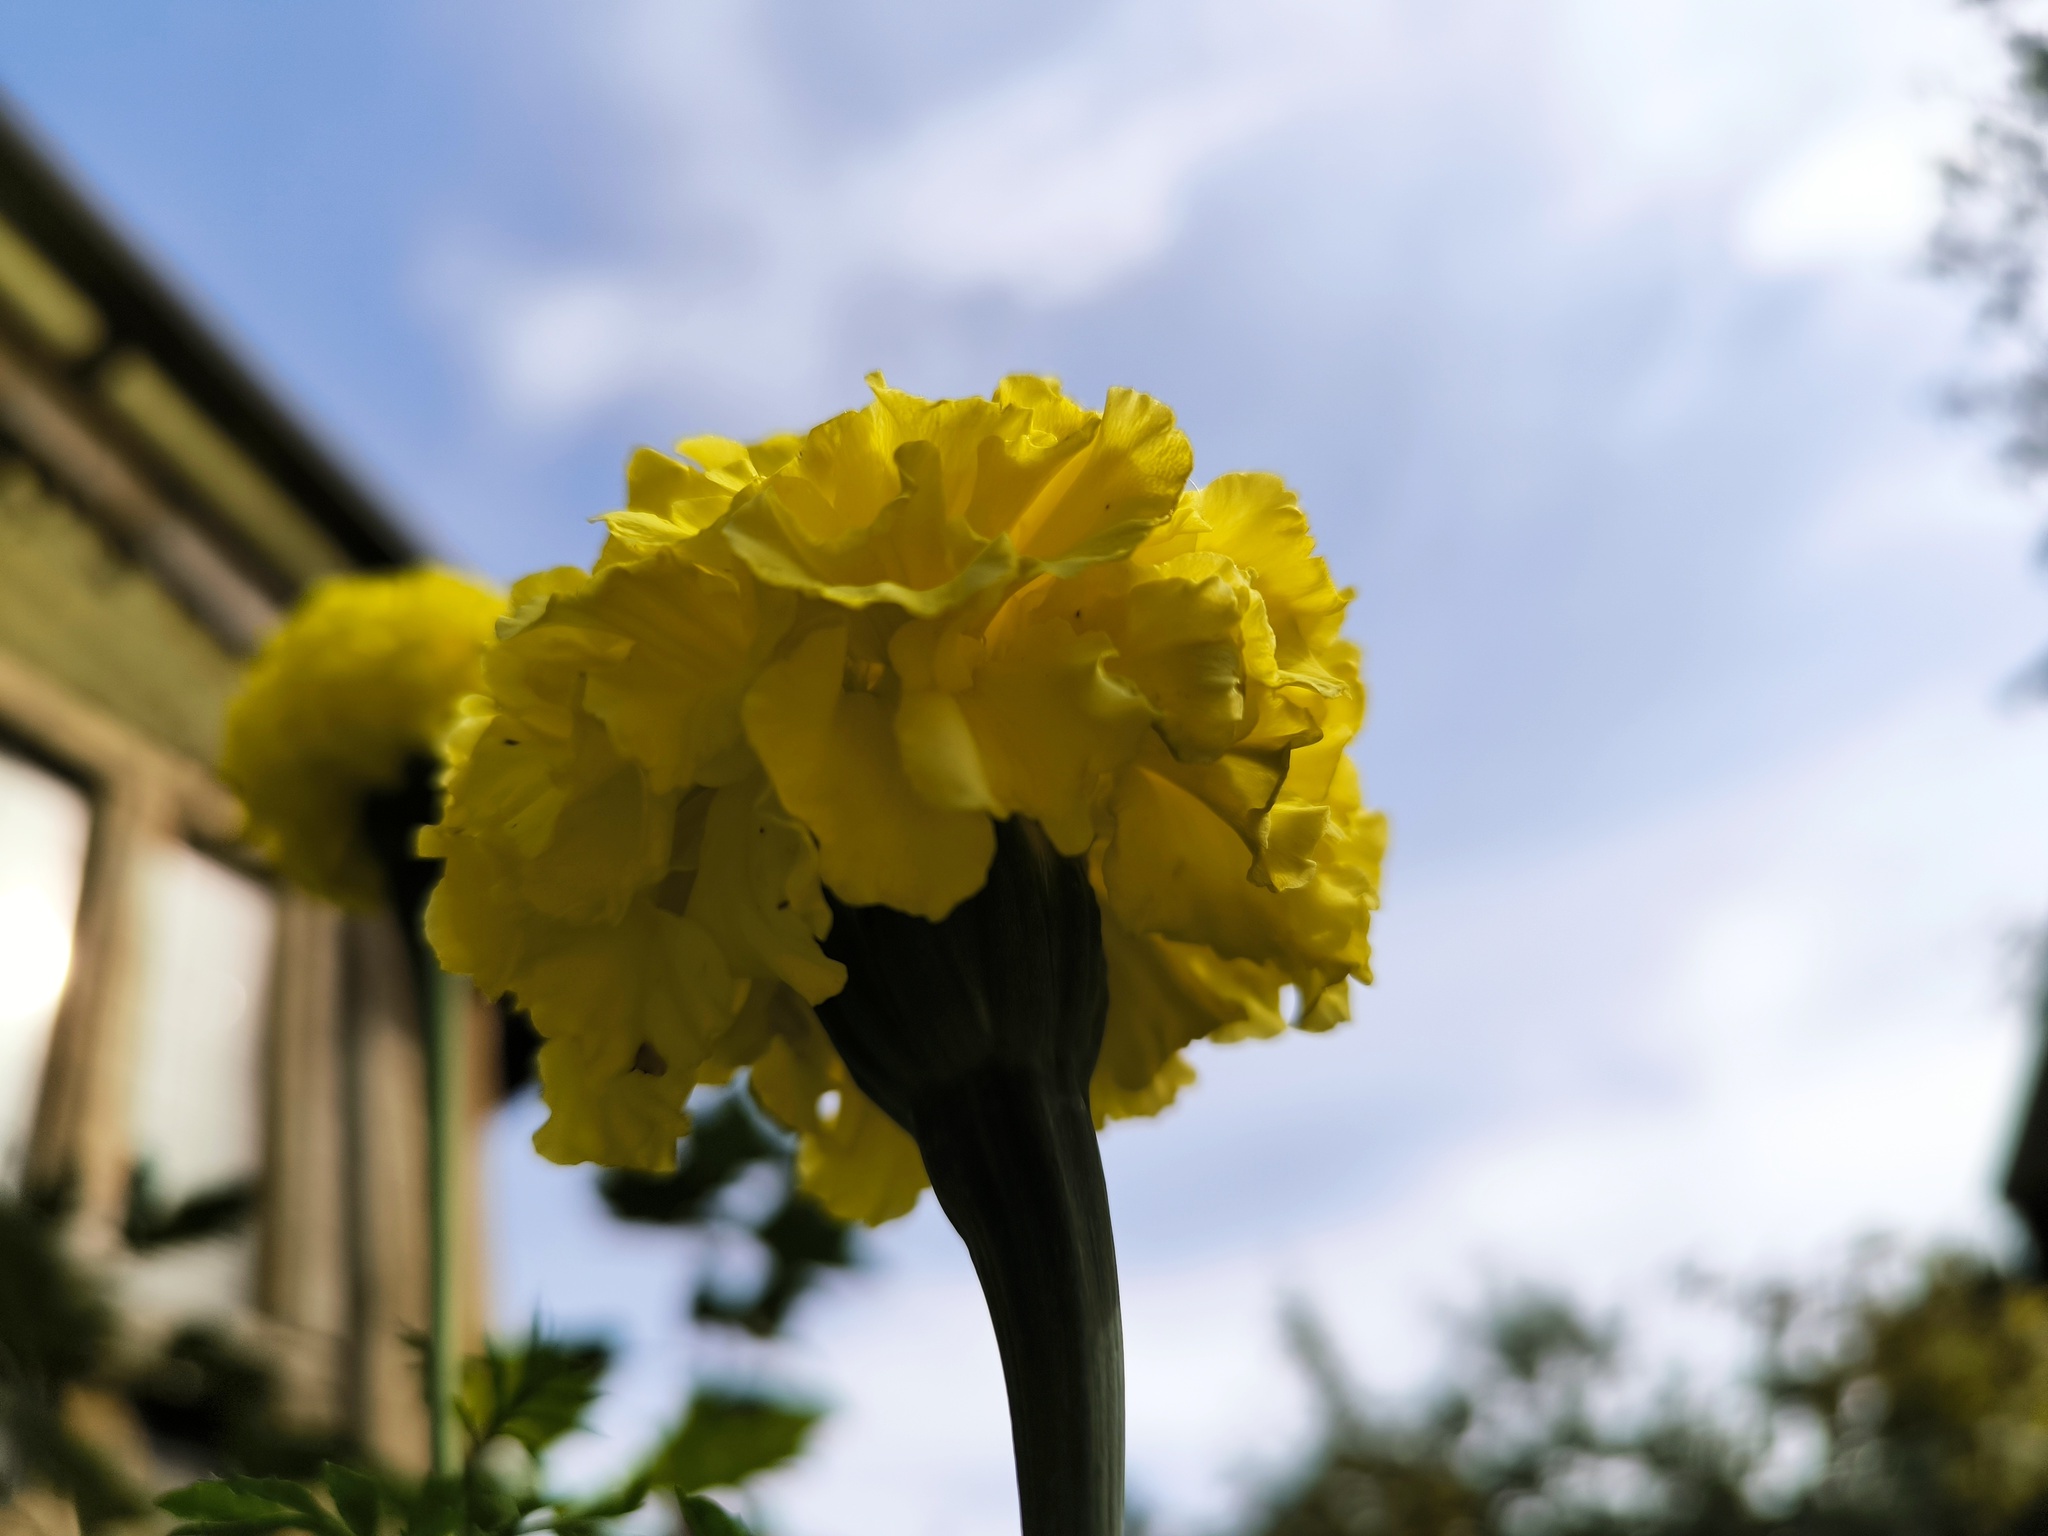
[512,900,737,1131]
[745,625,995,918]
[1103,760,1370,995]
[220,568,503,908]
[1092,907,1283,1124]
[1007,386,1191,565]
[569,548,790,793]
[682,774,847,1004]
[531,1034,691,1173]
[953,611,1154,856]
[747,1000,928,1225]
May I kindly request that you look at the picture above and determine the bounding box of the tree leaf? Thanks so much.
[679,1495,752,1536]
[599,1094,784,1227]
[459,1328,610,1454]
[124,1163,257,1251]
[322,1465,381,1536]
[561,1477,648,1522]
[159,1477,346,1536]
[402,1476,465,1536]
[642,1389,820,1495]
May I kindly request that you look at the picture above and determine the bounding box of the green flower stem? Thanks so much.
[818,817,1124,1536]
[364,754,464,1480]
[913,1067,1123,1536]
[424,958,467,1478]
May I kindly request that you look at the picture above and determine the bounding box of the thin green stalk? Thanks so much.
[424,958,467,1479]
[364,753,466,1483]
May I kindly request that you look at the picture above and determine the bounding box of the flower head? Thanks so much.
[425,376,1384,1221]
[221,568,503,907]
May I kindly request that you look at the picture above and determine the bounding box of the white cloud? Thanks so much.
[1735,107,1954,273]
[423,0,1397,427]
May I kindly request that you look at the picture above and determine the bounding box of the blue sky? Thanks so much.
[7,2,2048,1532]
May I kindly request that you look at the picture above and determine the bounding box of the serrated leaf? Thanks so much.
[679,1495,752,1536]
[159,1477,345,1536]
[323,1465,381,1536]
[460,1329,610,1454]
[642,1390,820,1495]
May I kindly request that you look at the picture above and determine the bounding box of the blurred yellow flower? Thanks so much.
[425,376,1384,1220]
[221,568,503,907]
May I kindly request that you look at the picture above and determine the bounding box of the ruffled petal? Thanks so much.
[951,608,1154,856]
[682,773,847,1005]
[1006,386,1192,566]
[219,568,502,907]
[748,998,929,1225]
[531,1033,692,1173]
[1102,760,1368,997]
[513,900,739,1170]
[744,624,994,919]
[570,548,793,793]
[1091,906,1284,1124]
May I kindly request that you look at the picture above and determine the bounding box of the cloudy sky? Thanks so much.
[7,1,2048,1531]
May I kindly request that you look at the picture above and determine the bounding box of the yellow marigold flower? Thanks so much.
[220,568,503,908]
[425,376,1384,1220]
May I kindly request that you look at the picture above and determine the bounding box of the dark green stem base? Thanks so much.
[914,1066,1124,1536]
[817,817,1124,1536]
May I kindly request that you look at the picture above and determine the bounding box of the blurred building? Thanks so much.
[0,103,472,1477]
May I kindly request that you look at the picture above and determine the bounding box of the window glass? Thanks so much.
[0,747,92,1184]
[125,842,277,1314]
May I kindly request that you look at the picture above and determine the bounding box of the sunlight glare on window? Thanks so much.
[0,748,91,1184]
[125,842,278,1314]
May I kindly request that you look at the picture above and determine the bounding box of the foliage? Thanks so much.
[159,1331,818,1536]
[456,1330,609,1458]
[0,1188,143,1526]
[122,1165,258,1253]
[642,1389,822,1500]
[3,1098,837,1536]
[600,1092,855,1338]
[1937,0,2048,476]
[1239,1249,2048,1536]
[128,1323,357,1478]
[0,1174,345,1526]
[154,1100,835,1536]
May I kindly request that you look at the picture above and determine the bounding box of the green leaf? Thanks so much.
[600,1095,783,1227]
[402,1476,465,1536]
[679,1495,752,1536]
[123,1164,257,1252]
[561,1477,649,1522]
[459,1328,610,1454]
[323,1465,381,1536]
[642,1389,821,1495]
[158,1477,346,1536]
[467,1477,522,1536]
